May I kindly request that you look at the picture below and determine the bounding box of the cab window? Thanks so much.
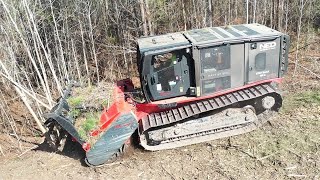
[151,52,179,92]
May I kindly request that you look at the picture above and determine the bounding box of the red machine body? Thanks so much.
[85,77,282,152]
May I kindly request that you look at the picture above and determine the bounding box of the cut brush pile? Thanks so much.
[67,82,114,145]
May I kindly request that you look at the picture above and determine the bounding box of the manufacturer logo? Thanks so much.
[260,42,276,51]
[255,70,270,77]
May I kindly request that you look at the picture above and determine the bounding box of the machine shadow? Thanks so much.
[32,131,144,167]
[33,138,87,166]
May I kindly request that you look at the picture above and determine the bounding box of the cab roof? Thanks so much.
[137,33,190,53]
[137,23,282,53]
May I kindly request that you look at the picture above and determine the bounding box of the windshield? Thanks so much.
[152,52,180,92]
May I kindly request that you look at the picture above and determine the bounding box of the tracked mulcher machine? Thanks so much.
[44,23,290,166]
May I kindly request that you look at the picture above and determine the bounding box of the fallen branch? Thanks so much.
[287,174,307,178]
[284,165,297,170]
[161,165,176,180]
[257,152,277,161]
[91,160,124,168]
[218,144,257,159]
[290,62,320,79]
[17,145,38,158]
[0,145,5,156]
[305,55,320,59]
[235,148,256,159]
[285,148,302,158]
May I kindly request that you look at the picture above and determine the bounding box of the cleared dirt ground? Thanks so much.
[0,64,319,180]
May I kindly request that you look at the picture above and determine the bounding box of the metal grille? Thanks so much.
[200,45,231,73]
[202,76,231,94]
[187,29,218,42]
[233,25,260,36]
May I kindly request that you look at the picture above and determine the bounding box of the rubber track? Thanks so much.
[141,83,276,132]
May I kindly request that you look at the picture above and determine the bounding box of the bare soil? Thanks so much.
[1,64,319,180]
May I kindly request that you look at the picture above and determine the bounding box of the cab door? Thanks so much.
[144,49,191,101]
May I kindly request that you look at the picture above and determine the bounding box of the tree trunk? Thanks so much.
[145,0,153,35]
[293,0,306,76]
[235,0,238,19]
[253,0,257,23]
[246,0,249,23]
[192,0,198,28]
[270,0,273,28]
[182,0,187,30]
[284,0,288,33]
[139,0,148,36]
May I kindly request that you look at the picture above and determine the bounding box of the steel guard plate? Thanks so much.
[85,111,138,166]
[43,113,85,145]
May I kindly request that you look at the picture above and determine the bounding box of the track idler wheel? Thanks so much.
[261,96,276,110]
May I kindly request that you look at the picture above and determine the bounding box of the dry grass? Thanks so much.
[1,77,319,180]
[224,93,320,179]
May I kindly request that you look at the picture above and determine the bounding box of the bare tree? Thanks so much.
[293,0,308,76]
[139,0,148,36]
